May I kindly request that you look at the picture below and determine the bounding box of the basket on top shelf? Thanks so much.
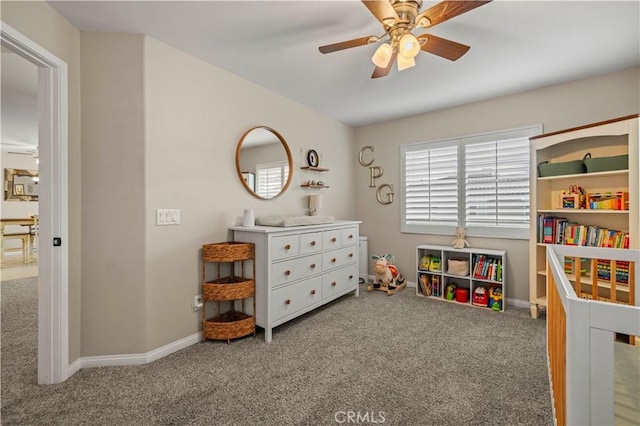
[202,242,256,343]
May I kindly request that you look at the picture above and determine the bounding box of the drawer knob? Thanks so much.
[348,234,353,239]
[310,263,316,269]
[311,241,316,246]
[311,289,316,295]
[348,253,354,258]
[331,282,337,287]
[331,237,337,243]
[284,244,291,250]
[349,275,354,279]
[285,270,291,276]
[285,299,291,305]
[331,258,337,263]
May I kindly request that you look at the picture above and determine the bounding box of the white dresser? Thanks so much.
[231,220,360,342]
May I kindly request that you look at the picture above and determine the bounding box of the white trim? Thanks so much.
[78,333,202,369]
[506,298,531,309]
[1,22,69,385]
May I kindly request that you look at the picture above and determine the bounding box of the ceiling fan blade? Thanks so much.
[371,49,398,79]
[417,34,470,61]
[416,0,492,28]
[362,0,399,27]
[319,36,377,54]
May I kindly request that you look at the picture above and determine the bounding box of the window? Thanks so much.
[256,161,289,198]
[401,125,541,239]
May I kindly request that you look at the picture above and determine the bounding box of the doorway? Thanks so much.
[1,49,39,279]
[1,22,69,385]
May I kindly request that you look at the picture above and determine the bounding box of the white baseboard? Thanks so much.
[69,332,202,372]
[506,298,531,309]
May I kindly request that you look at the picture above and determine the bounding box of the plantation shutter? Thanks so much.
[465,137,530,227]
[256,162,289,198]
[404,144,458,225]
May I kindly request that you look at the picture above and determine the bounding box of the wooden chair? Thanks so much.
[1,232,31,264]
[28,214,38,263]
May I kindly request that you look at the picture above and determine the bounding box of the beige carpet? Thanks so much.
[1,278,553,425]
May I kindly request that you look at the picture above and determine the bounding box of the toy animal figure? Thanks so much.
[368,253,406,295]
[452,227,470,249]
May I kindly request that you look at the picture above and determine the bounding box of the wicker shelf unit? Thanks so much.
[201,242,256,343]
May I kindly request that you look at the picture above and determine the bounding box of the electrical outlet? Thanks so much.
[192,295,203,311]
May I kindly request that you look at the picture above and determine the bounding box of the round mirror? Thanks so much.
[235,126,293,199]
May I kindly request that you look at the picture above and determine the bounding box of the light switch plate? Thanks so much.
[156,209,180,226]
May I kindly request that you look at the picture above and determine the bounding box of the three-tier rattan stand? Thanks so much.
[201,242,256,344]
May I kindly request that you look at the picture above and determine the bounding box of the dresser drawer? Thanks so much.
[323,264,358,300]
[272,276,322,322]
[340,227,358,246]
[299,231,322,255]
[272,234,299,261]
[322,246,357,271]
[322,229,341,250]
[272,253,322,287]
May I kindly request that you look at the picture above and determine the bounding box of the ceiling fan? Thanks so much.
[318,0,492,78]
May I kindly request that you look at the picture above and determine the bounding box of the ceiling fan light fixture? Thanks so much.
[399,33,420,59]
[397,55,415,71]
[417,16,431,28]
[371,42,393,68]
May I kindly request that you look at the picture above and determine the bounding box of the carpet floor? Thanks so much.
[1,278,553,425]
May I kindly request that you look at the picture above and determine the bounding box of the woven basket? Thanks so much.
[203,277,254,301]
[203,311,255,342]
[203,242,254,262]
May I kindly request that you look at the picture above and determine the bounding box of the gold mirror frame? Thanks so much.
[4,168,39,201]
[235,126,293,200]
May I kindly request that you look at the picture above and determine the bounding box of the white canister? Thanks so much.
[242,209,255,227]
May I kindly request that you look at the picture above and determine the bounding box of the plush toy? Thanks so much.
[368,253,406,295]
[452,227,470,249]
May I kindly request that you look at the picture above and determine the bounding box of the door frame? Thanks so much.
[1,22,69,384]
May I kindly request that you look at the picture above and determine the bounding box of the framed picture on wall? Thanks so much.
[4,168,38,201]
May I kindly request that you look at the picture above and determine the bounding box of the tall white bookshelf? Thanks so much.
[529,114,639,318]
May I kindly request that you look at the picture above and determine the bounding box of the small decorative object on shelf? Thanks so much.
[586,191,629,210]
[472,286,489,307]
[306,149,319,167]
[452,227,469,249]
[201,242,256,344]
[559,185,585,209]
[489,287,503,311]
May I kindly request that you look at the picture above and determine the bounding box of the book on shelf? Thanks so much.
[536,214,629,248]
[472,254,502,282]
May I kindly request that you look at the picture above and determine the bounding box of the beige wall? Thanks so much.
[80,33,147,355]
[143,36,356,350]
[354,67,640,303]
[1,1,82,361]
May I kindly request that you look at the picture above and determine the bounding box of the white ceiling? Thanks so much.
[44,1,640,126]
